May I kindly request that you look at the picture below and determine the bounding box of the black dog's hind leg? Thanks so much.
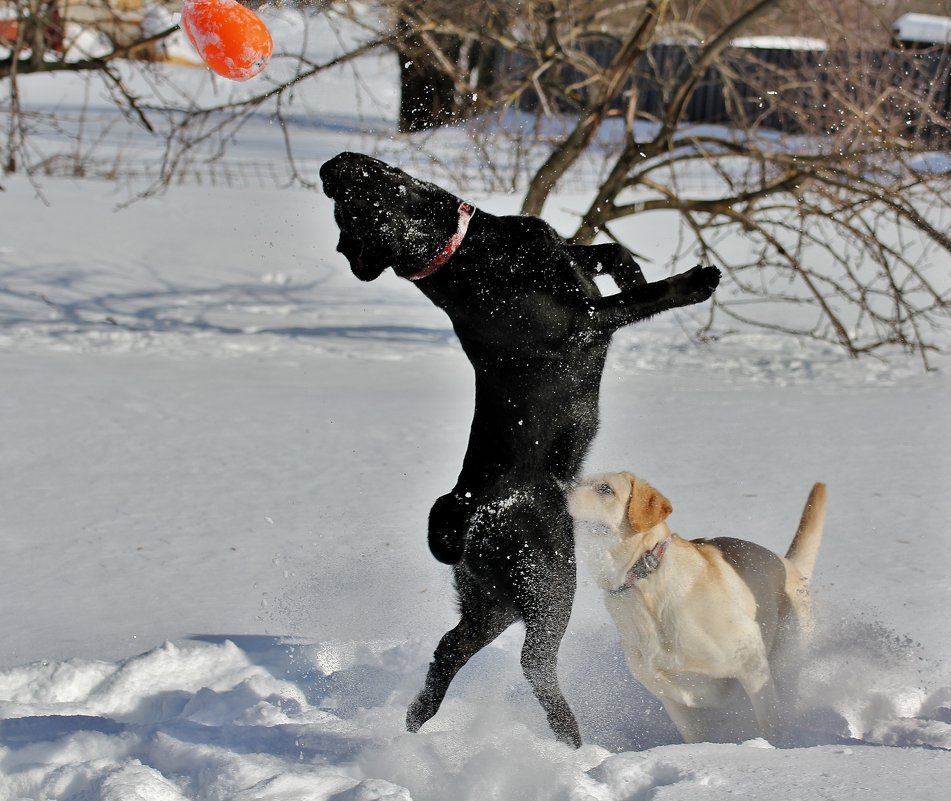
[407,602,517,733]
[521,599,582,748]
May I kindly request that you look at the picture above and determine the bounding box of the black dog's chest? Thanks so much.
[449,287,594,354]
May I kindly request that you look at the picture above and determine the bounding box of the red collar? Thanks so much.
[408,202,476,282]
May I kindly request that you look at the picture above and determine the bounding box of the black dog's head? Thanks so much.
[320,152,465,282]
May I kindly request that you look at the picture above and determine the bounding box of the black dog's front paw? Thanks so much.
[682,264,721,301]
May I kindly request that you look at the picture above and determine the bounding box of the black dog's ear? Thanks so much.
[569,243,647,291]
[336,230,388,282]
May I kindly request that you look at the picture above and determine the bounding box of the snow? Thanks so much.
[2,7,950,800]
[730,36,828,51]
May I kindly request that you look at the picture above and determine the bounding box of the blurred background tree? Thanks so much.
[3,0,949,363]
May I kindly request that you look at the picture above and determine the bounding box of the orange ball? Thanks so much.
[180,0,273,81]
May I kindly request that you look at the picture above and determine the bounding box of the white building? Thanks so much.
[893,12,951,48]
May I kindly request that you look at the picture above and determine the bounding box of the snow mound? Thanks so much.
[1,626,948,801]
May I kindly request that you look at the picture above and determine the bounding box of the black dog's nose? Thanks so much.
[320,152,379,199]
[319,153,350,199]
[320,152,393,199]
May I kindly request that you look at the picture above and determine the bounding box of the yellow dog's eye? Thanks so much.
[595,483,613,496]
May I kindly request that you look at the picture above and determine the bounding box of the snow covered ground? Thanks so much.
[2,7,950,800]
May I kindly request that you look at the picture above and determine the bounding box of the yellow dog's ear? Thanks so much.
[627,476,673,533]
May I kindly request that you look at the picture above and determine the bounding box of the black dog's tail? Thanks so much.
[428,492,470,564]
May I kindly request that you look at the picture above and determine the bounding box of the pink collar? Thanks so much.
[408,202,476,282]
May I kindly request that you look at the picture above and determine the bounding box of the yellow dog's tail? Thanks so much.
[785,482,827,581]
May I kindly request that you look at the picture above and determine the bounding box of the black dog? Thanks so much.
[320,152,719,747]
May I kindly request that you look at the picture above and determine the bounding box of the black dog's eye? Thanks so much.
[595,483,614,496]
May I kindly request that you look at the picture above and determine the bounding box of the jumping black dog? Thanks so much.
[320,152,719,747]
